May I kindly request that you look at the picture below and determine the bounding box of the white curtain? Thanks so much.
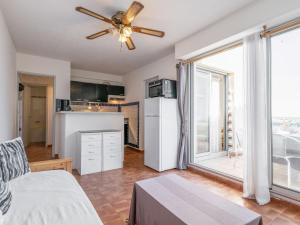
[243,33,270,205]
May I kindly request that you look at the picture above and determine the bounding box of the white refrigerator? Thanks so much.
[144,97,178,172]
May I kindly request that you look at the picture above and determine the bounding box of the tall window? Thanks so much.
[271,27,300,194]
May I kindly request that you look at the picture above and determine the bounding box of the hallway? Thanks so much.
[26,142,52,162]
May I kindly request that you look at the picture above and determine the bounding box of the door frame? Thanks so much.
[17,72,56,158]
[119,101,140,149]
[190,65,228,161]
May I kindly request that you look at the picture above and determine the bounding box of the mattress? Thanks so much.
[4,170,103,225]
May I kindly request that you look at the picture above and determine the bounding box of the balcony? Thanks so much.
[192,121,300,193]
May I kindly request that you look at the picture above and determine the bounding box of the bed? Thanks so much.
[4,170,103,225]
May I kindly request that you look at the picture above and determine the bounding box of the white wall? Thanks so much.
[16,53,71,99]
[124,53,176,149]
[22,86,31,146]
[175,0,300,59]
[0,9,17,142]
[71,69,123,85]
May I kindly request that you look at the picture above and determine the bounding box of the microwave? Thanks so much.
[148,79,177,99]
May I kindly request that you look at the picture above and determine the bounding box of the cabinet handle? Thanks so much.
[88,159,95,161]
[88,151,95,154]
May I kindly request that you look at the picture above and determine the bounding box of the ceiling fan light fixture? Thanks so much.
[118,34,127,43]
[123,26,132,37]
[76,1,165,50]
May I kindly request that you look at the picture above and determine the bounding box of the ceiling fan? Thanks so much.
[76,1,165,50]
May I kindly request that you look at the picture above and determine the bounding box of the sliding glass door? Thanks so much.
[191,69,210,160]
[189,44,244,179]
[191,67,226,166]
[270,26,300,198]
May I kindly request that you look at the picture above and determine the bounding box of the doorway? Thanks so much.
[120,102,140,149]
[18,74,55,162]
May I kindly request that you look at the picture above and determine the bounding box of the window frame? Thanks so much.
[267,27,300,201]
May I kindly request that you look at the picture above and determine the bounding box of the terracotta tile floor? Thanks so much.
[74,148,300,225]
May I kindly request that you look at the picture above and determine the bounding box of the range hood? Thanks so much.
[108,95,126,104]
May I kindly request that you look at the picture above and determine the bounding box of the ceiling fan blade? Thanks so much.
[132,26,165,37]
[86,29,111,40]
[126,37,136,50]
[122,1,144,25]
[76,7,112,24]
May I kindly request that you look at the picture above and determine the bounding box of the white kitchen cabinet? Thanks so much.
[79,130,123,175]
[102,132,123,171]
[79,132,102,175]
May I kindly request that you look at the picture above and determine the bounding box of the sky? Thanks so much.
[271,28,300,118]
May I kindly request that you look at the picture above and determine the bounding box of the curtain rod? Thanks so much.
[180,17,300,65]
[260,17,300,38]
[180,41,242,65]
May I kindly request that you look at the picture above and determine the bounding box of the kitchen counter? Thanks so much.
[55,111,124,169]
[79,129,121,133]
[57,111,123,115]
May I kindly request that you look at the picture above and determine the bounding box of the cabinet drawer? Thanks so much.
[103,132,121,143]
[103,152,122,171]
[103,140,121,149]
[81,149,101,157]
[80,156,101,175]
[103,137,121,147]
[81,133,102,143]
[103,144,121,153]
[81,141,101,150]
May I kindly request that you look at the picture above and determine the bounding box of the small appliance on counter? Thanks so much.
[56,99,71,112]
[148,79,177,99]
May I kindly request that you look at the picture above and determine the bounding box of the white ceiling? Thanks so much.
[0,0,256,75]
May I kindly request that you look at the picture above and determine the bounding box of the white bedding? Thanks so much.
[5,170,103,225]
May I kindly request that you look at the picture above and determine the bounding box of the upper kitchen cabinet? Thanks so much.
[107,85,125,96]
[71,81,83,101]
[71,81,125,102]
[82,82,98,102]
[71,81,98,102]
[96,84,108,102]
